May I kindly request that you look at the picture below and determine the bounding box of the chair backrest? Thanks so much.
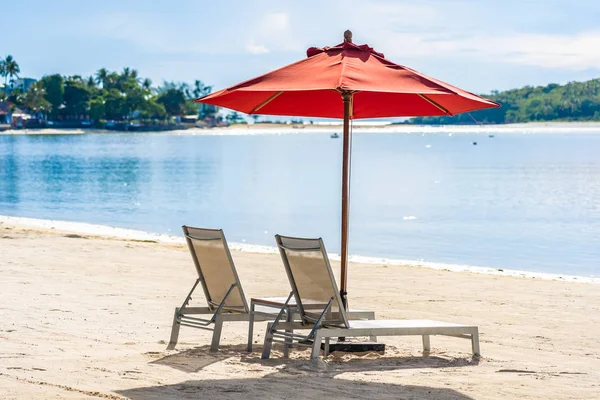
[182,226,249,313]
[275,234,349,328]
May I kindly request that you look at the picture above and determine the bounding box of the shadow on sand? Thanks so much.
[151,344,478,374]
[117,373,476,400]
[123,344,479,399]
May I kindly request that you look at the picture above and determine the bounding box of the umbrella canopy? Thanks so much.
[197,40,499,119]
[196,33,499,308]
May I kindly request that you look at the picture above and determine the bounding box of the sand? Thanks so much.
[1,221,599,399]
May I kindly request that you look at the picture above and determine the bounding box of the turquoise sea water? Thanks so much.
[1,129,599,277]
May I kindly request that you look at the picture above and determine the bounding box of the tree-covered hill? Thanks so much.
[409,78,600,124]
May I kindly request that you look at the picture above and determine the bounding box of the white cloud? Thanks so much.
[246,43,270,55]
[79,3,600,71]
[333,1,600,70]
[261,12,290,35]
[375,31,600,71]
[483,32,600,70]
[243,11,305,54]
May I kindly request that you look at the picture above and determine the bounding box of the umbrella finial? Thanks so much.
[344,30,353,43]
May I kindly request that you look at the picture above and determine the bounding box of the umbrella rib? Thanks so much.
[252,91,283,113]
[418,94,452,115]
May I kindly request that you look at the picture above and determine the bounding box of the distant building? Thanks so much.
[0,101,11,124]
[6,78,36,93]
[11,107,31,128]
[198,103,217,119]
[181,114,199,124]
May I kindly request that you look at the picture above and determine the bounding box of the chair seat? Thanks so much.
[348,319,475,329]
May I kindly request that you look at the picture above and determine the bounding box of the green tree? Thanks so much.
[24,81,50,114]
[104,89,125,121]
[122,85,147,118]
[226,111,244,124]
[192,80,212,98]
[95,68,109,88]
[0,60,5,92]
[0,55,20,93]
[107,72,122,91]
[156,88,186,116]
[40,74,64,119]
[7,88,25,108]
[140,99,167,119]
[63,76,91,117]
[89,98,106,122]
[86,76,97,88]
[142,78,152,91]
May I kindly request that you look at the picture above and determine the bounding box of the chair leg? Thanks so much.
[323,337,330,357]
[210,315,224,352]
[471,329,480,357]
[261,322,274,359]
[310,332,323,360]
[283,306,292,358]
[247,302,255,352]
[368,312,377,342]
[422,335,431,353]
[166,308,181,350]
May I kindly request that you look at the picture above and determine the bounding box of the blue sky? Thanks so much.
[2,0,600,94]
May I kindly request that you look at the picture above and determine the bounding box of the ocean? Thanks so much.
[1,126,599,278]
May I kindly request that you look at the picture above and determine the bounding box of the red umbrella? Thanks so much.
[197,31,499,307]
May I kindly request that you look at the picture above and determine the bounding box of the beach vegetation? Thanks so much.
[5,64,215,127]
[0,55,20,92]
[409,78,600,124]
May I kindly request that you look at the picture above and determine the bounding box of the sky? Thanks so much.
[2,0,600,95]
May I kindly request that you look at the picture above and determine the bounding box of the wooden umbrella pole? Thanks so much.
[340,90,352,311]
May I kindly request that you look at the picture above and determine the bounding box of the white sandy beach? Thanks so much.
[1,217,600,399]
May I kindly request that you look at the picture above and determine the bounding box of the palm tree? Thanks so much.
[120,67,140,87]
[122,67,131,78]
[193,80,204,98]
[95,68,109,87]
[2,55,20,91]
[142,78,152,91]
[0,59,6,93]
[178,82,192,99]
[4,54,21,84]
[192,80,211,98]
[87,76,97,88]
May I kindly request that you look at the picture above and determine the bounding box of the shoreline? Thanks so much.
[2,121,600,136]
[2,214,597,284]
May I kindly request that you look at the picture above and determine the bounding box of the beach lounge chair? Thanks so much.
[261,235,480,360]
[168,226,376,352]
[167,226,267,351]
